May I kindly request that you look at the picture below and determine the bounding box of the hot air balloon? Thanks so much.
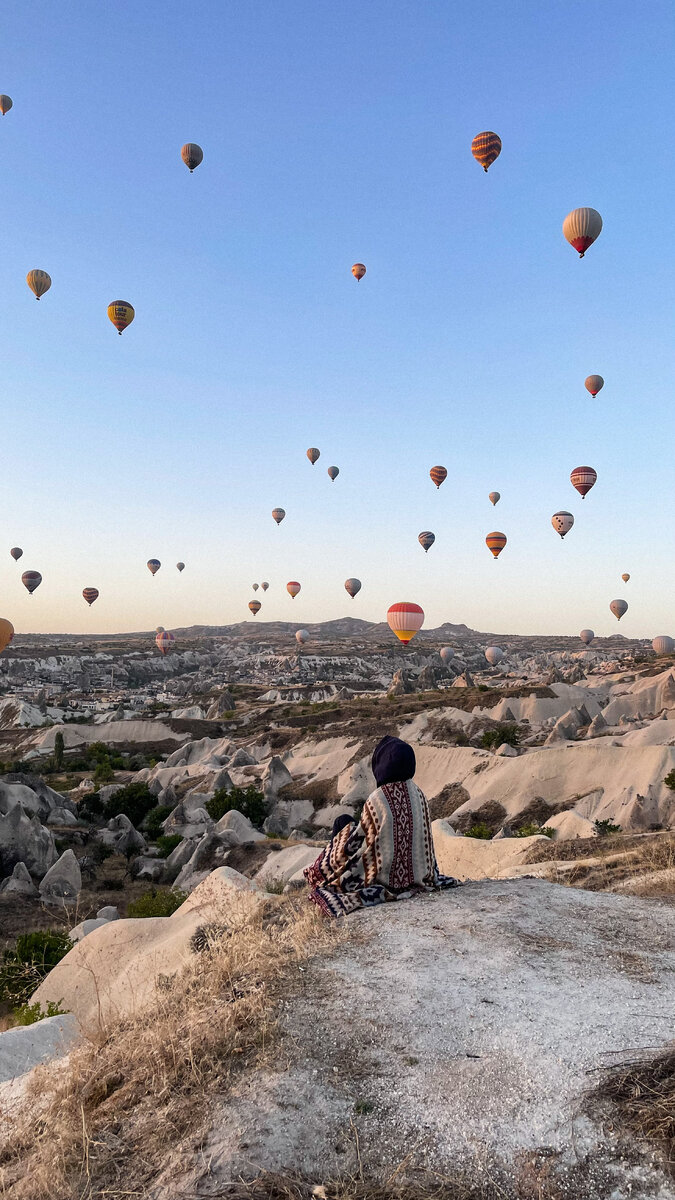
[252,583,259,592]
[147,559,161,575]
[0,96,12,115]
[486,532,507,559]
[551,511,574,538]
[21,571,41,595]
[345,578,362,599]
[563,208,603,257]
[580,629,595,646]
[387,602,424,645]
[107,301,134,335]
[440,647,454,664]
[489,491,500,506]
[296,629,309,646]
[652,636,674,655]
[10,548,22,562]
[570,466,597,499]
[156,630,175,656]
[471,131,502,172]
[418,531,435,553]
[176,562,185,572]
[585,375,604,397]
[352,263,366,281]
[0,619,14,653]
[261,582,269,591]
[306,448,320,465]
[26,270,51,300]
[272,508,286,525]
[430,466,447,489]
[621,573,630,584]
[156,626,165,634]
[287,581,301,599]
[249,600,261,616]
[610,599,628,621]
[485,646,504,666]
[327,466,339,481]
[82,588,99,607]
[181,143,203,172]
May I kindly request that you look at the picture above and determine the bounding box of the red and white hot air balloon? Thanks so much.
[287,581,301,599]
[570,466,597,499]
[563,208,603,257]
[387,602,424,645]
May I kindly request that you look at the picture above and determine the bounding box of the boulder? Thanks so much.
[69,917,111,943]
[206,692,236,719]
[586,712,607,738]
[492,824,513,840]
[263,807,290,838]
[0,861,38,896]
[0,805,57,878]
[0,774,74,820]
[98,783,124,806]
[230,748,256,768]
[388,669,414,696]
[97,813,147,856]
[132,856,166,883]
[46,806,80,826]
[495,743,518,757]
[39,849,81,907]
[545,811,598,841]
[254,844,319,889]
[0,1013,79,1085]
[174,831,239,893]
[432,821,548,881]
[211,767,234,793]
[262,756,293,804]
[96,905,119,921]
[216,809,265,842]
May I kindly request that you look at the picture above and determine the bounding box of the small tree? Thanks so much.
[206,784,266,827]
[664,769,675,791]
[53,731,65,771]
[481,724,520,750]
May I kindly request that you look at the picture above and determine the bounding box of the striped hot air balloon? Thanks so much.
[652,636,674,655]
[345,578,361,599]
[147,559,161,575]
[429,465,447,489]
[551,511,574,538]
[0,96,12,115]
[287,581,301,599]
[489,491,500,506]
[610,599,628,621]
[176,562,185,572]
[387,602,424,645]
[296,629,309,645]
[82,588,99,607]
[585,375,604,397]
[486,532,507,559]
[563,208,603,257]
[485,646,504,666]
[249,600,261,616]
[579,629,595,646]
[327,466,339,481]
[272,508,286,525]
[352,263,366,281]
[26,270,51,300]
[418,531,435,553]
[471,131,502,172]
[10,548,22,562]
[155,630,175,655]
[0,620,14,653]
[181,143,203,172]
[107,301,135,335]
[306,448,320,465]
[21,570,42,594]
[570,466,597,499]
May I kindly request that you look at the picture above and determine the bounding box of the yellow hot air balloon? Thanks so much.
[387,602,424,645]
[0,619,14,652]
[471,131,502,172]
[107,301,135,335]
[26,270,51,300]
[249,600,261,616]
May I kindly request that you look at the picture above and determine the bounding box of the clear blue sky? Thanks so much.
[1,0,673,638]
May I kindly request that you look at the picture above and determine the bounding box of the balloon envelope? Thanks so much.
[272,508,286,525]
[296,629,309,645]
[387,602,424,644]
[252,583,259,592]
[0,96,12,115]
[440,647,454,664]
[570,466,597,498]
[26,270,51,300]
[21,571,41,594]
[10,548,22,562]
[486,532,507,559]
[488,491,500,506]
[552,511,574,538]
[181,143,203,171]
[306,448,320,465]
[287,581,301,599]
[147,559,161,575]
[107,301,134,335]
[563,208,602,257]
[327,466,339,481]
[485,646,504,666]
[0,619,14,653]
[610,599,628,621]
[652,636,674,655]
[345,578,361,599]
[621,573,630,583]
[418,531,435,553]
[155,630,175,656]
[429,466,447,489]
[82,588,99,606]
[579,629,595,646]
[471,131,501,171]
[261,582,269,591]
[585,375,604,397]
[352,263,366,281]
[248,600,261,615]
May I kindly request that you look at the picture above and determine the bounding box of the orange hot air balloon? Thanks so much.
[272,508,286,525]
[286,581,301,599]
[471,131,502,172]
[486,532,507,559]
[306,447,320,465]
[249,600,261,615]
[82,588,99,606]
[621,573,630,583]
[585,374,604,397]
[387,602,424,645]
[181,143,203,172]
[0,619,14,652]
[352,263,366,281]
[26,270,51,300]
[107,301,134,335]
[429,465,447,489]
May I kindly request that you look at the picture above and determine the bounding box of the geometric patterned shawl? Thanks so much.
[304,778,460,917]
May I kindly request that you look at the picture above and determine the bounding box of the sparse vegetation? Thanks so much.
[480,724,520,750]
[514,822,554,838]
[144,803,174,838]
[664,769,675,790]
[12,998,68,1026]
[594,819,622,836]
[593,1048,675,1173]
[206,784,266,828]
[156,834,182,858]
[264,876,286,894]
[126,887,187,918]
[103,781,156,827]
[0,930,72,1007]
[53,731,65,770]
[464,822,492,840]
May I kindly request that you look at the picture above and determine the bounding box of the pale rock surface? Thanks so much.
[215,809,265,842]
[132,856,166,883]
[174,830,240,892]
[0,1013,78,1084]
[39,848,81,906]
[432,821,547,880]
[97,813,147,856]
[0,806,57,878]
[96,905,119,920]
[0,860,38,895]
[495,742,518,757]
[545,810,598,840]
[69,917,111,943]
[46,806,79,826]
[262,756,293,802]
[254,844,319,888]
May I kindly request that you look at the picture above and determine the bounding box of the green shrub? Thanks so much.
[0,931,72,1007]
[664,769,675,791]
[540,826,555,839]
[156,834,182,859]
[514,822,544,838]
[465,822,492,840]
[92,841,114,864]
[481,725,520,750]
[144,804,174,838]
[595,819,622,836]
[126,888,187,918]
[12,999,68,1026]
[94,759,114,784]
[264,877,286,894]
[78,791,103,820]
[103,782,156,828]
[206,785,266,828]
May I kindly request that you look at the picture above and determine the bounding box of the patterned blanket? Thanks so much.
[304,779,460,917]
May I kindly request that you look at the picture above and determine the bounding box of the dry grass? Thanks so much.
[529,832,675,896]
[198,1169,496,1200]
[592,1047,675,1173]
[0,896,340,1200]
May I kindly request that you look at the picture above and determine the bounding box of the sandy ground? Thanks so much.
[152,879,675,1200]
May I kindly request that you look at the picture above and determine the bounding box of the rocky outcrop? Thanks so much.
[0,805,57,878]
[96,814,147,856]
[0,861,38,895]
[38,848,81,907]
